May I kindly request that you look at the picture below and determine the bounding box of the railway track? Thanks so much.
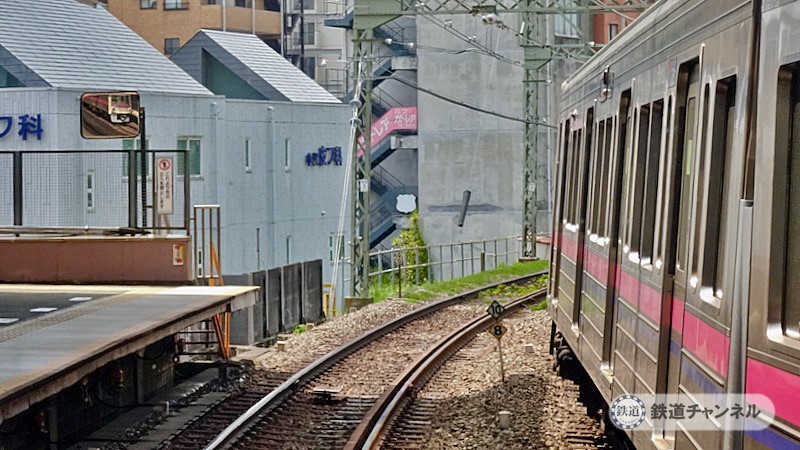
[155,272,545,450]
[346,289,546,450]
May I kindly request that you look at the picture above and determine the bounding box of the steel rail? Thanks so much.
[203,270,546,450]
[344,287,547,450]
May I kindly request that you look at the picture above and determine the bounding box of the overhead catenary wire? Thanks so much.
[371,75,556,128]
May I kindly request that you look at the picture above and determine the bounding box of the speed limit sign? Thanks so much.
[488,321,508,340]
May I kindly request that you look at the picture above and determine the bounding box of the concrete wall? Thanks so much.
[417,15,525,249]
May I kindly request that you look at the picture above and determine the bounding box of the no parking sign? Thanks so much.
[156,157,173,215]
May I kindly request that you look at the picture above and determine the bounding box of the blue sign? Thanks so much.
[0,114,43,141]
[305,146,342,167]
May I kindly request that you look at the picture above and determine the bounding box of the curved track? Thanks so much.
[162,272,546,450]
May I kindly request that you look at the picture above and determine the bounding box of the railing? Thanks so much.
[341,235,522,293]
[0,149,190,234]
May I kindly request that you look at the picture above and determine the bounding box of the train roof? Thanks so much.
[560,0,673,95]
[0,0,212,96]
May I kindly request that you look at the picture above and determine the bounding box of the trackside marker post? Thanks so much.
[488,320,508,382]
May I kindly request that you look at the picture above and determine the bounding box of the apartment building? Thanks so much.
[104,0,281,55]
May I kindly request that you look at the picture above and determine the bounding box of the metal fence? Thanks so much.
[0,149,190,233]
[342,235,522,291]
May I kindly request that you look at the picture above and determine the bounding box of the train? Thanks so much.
[82,93,135,124]
[547,0,800,448]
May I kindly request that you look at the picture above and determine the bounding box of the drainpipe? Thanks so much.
[222,0,227,32]
[267,106,277,268]
[252,0,256,34]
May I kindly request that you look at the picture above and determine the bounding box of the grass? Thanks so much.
[368,259,549,304]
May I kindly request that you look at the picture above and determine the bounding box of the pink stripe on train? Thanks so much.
[682,311,729,378]
[747,358,800,428]
[583,249,608,283]
[671,297,684,334]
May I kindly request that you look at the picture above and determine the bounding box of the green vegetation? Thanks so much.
[293,323,307,334]
[368,259,549,303]
[391,211,429,285]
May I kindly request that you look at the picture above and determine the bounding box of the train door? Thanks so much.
[663,60,700,445]
[604,90,631,374]
[572,108,595,331]
[549,122,570,304]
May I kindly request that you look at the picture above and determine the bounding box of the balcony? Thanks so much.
[200,3,281,36]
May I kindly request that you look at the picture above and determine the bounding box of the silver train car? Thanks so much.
[548,0,800,448]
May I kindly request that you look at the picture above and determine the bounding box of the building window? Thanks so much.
[164,38,180,55]
[164,0,188,10]
[286,236,292,264]
[301,0,315,10]
[177,137,201,176]
[608,23,619,41]
[86,170,95,212]
[122,138,151,177]
[284,137,291,171]
[554,0,580,38]
[303,22,315,46]
[329,233,344,261]
[303,56,316,79]
[245,139,252,172]
[140,0,157,9]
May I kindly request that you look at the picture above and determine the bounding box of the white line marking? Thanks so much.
[30,307,57,313]
[68,297,93,302]
[0,318,19,325]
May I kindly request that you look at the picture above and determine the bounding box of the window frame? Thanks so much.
[177,137,202,177]
[140,0,157,9]
[164,38,180,55]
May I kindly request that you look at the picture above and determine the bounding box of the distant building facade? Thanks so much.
[1,0,351,298]
[104,0,281,55]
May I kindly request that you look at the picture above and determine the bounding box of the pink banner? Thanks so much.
[358,107,417,155]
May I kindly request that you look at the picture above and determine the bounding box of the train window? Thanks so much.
[621,107,636,251]
[641,100,664,264]
[600,117,614,238]
[778,64,800,340]
[676,94,697,273]
[586,120,605,236]
[595,118,610,239]
[701,76,736,300]
[654,96,673,264]
[691,84,711,287]
[630,104,650,257]
[573,129,583,225]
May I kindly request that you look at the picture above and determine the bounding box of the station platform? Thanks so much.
[0,284,258,423]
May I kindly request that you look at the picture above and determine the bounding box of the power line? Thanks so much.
[372,75,556,127]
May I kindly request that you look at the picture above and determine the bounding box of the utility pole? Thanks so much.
[521,1,551,259]
[348,1,397,301]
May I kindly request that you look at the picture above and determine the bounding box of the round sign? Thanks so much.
[159,159,171,170]
[609,395,646,429]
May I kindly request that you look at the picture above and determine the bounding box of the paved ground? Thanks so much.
[0,286,124,326]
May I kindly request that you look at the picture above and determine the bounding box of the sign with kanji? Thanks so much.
[486,300,505,319]
[488,321,508,340]
[156,157,174,215]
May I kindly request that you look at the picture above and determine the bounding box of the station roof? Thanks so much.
[172,29,340,103]
[0,284,257,422]
[0,0,212,95]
